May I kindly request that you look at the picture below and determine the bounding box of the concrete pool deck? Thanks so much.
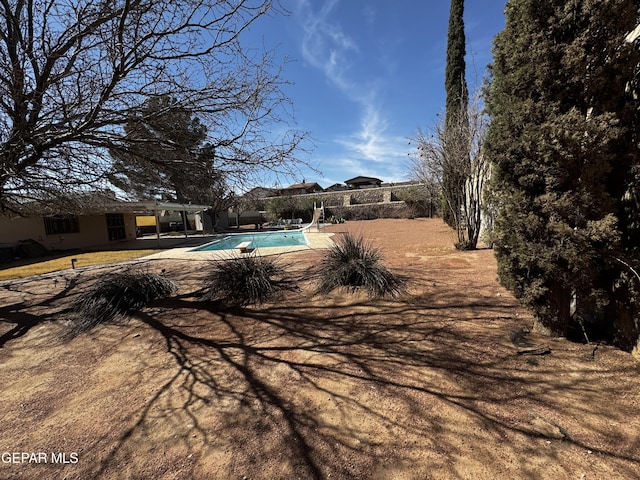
[142,230,336,261]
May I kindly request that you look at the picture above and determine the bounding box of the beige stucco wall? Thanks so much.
[0,213,137,251]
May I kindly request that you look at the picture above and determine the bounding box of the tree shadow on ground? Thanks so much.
[89,287,640,479]
[0,276,77,347]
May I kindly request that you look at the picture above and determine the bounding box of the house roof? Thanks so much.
[283,182,323,190]
[344,176,383,185]
[279,182,324,193]
[243,186,279,198]
[8,192,211,216]
[109,200,211,214]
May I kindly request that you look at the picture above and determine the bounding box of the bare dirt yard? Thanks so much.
[1,218,639,479]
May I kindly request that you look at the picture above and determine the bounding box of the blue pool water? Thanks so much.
[192,231,307,251]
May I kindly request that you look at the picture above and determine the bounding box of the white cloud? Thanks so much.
[363,6,376,28]
[335,101,409,170]
[298,0,357,91]
[301,127,409,187]
[294,0,410,183]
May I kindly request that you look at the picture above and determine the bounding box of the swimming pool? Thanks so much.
[192,231,308,252]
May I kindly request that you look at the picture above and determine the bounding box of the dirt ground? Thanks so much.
[1,218,639,480]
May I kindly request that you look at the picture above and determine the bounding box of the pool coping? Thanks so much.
[141,230,335,261]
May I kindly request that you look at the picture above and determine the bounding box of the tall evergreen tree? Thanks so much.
[109,95,227,206]
[442,0,471,232]
[445,0,468,129]
[485,0,640,345]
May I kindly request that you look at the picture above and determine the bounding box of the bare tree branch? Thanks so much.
[410,88,489,249]
[0,0,309,211]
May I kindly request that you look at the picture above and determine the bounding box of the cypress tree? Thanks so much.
[445,0,468,128]
[485,0,640,343]
[443,0,469,229]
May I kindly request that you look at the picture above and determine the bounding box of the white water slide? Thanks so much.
[301,202,325,231]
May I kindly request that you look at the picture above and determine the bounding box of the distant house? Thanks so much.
[243,186,279,199]
[279,182,324,196]
[324,183,348,192]
[344,176,383,189]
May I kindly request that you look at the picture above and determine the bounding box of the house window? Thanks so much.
[44,215,79,235]
[106,213,127,241]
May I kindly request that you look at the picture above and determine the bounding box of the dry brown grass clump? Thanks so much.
[63,270,177,339]
[201,254,296,306]
[317,233,404,297]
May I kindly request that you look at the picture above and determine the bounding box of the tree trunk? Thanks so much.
[607,299,640,351]
[633,339,640,362]
[534,281,571,337]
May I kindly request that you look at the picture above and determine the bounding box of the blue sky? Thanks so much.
[245,0,507,189]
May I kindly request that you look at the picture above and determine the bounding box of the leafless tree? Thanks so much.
[410,89,489,249]
[0,0,307,211]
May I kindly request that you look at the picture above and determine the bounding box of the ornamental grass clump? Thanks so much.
[317,233,404,298]
[202,255,293,307]
[63,271,177,339]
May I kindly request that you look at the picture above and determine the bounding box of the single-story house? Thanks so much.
[0,195,211,258]
[344,176,383,189]
[0,210,136,251]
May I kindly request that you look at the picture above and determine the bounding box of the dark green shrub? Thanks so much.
[265,195,322,223]
[328,204,418,221]
[64,271,177,338]
[203,255,294,306]
[317,233,404,297]
[395,187,440,218]
[265,196,289,222]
